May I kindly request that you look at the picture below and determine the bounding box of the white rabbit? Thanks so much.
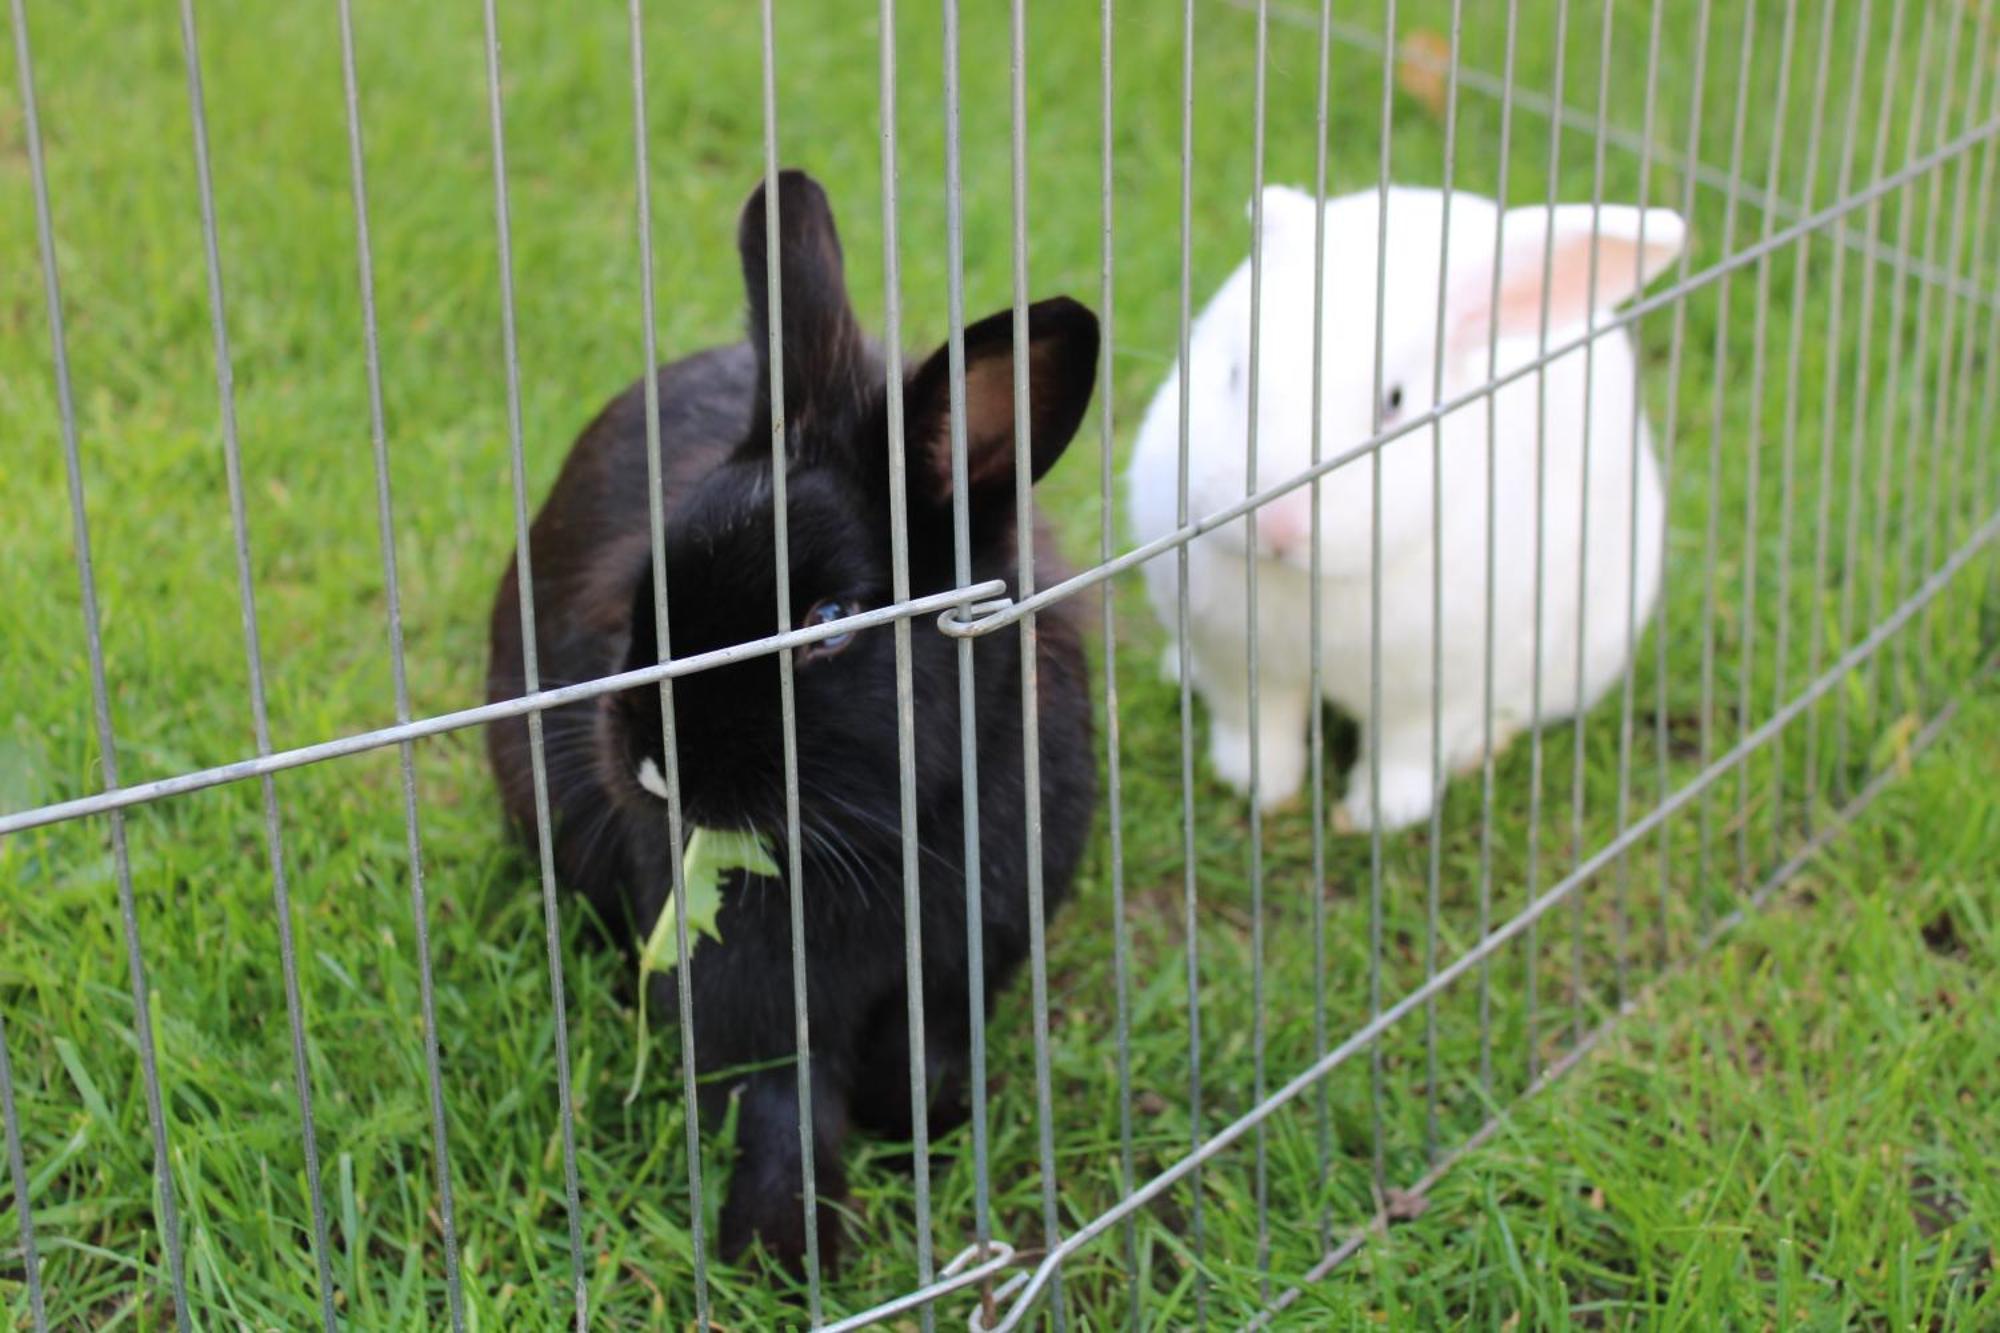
[1127,184,1685,833]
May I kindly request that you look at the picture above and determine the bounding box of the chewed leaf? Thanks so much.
[689,826,781,885]
[626,826,780,1104]
[636,827,777,974]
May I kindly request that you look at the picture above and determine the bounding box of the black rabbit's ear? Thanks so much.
[738,170,866,431]
[904,296,1100,511]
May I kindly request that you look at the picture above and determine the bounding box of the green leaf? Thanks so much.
[625,827,780,1104]
[635,827,779,975]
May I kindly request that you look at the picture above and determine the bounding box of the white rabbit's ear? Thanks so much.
[1449,204,1687,352]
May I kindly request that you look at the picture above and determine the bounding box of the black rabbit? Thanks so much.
[485,169,1099,1275]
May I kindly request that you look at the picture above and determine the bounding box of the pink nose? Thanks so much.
[1253,493,1312,560]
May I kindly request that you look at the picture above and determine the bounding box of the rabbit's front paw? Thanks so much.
[1449,717,1522,779]
[1207,720,1309,811]
[1335,758,1438,834]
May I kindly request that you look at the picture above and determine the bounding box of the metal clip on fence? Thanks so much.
[819,1239,1023,1333]
[937,594,1017,638]
[940,1238,1017,1283]
[965,1273,1033,1333]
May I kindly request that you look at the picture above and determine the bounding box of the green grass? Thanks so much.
[1,0,1996,1327]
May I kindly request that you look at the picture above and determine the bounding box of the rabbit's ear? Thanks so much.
[903,296,1100,510]
[738,170,868,430]
[1450,204,1686,353]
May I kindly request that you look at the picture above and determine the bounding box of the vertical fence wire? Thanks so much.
[1239,0,1272,1299]
[1476,0,1522,1099]
[334,0,468,1323]
[1945,44,2000,622]
[1567,0,1616,1048]
[874,2,939,1320]
[1941,4,1992,557]
[1952,10,2000,644]
[1365,0,1398,1195]
[10,1,191,1324]
[1008,4,1067,1326]
[476,0,591,1322]
[1801,0,1881,834]
[1830,0,1914,802]
[1874,0,1964,765]
[1979,166,2000,535]
[1889,0,1972,704]
[1913,3,1996,686]
[1096,0,1140,1321]
[1610,0,1668,1008]
[0,1014,45,1333]
[1947,11,1996,573]
[1776,0,1845,857]
[1871,1,1950,762]
[1306,0,1338,1254]
[1940,46,2000,652]
[1522,0,1571,1081]
[936,0,997,1281]
[1171,0,1208,1316]
[622,1,711,1323]
[1530,0,1570,1069]
[1421,0,1464,1163]
[175,1,340,1324]
[1695,0,1761,924]
[1858,3,1941,769]
[1651,0,1714,975]
[754,2,828,1316]
[1732,0,1802,897]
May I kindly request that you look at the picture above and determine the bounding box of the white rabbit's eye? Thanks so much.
[1384,384,1405,418]
[799,598,860,661]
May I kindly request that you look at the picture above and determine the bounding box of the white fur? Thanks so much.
[636,756,671,801]
[1127,185,1684,833]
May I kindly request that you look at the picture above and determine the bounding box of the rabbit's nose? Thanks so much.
[1252,493,1313,561]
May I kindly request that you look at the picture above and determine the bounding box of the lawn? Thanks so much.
[2,0,1996,1328]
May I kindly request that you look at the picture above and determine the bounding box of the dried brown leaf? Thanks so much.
[1398,29,1453,121]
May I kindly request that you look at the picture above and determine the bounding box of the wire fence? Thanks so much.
[3,0,1997,1328]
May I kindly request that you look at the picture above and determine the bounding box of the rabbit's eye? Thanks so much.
[1383,384,1405,419]
[798,598,860,661]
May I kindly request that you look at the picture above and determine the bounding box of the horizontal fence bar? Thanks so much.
[942,111,2000,641]
[976,504,2000,1331]
[0,580,1004,837]
[1236,0,2000,314]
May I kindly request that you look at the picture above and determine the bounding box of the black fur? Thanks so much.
[484,170,1099,1277]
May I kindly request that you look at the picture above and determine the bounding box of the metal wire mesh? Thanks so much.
[3,0,1996,1328]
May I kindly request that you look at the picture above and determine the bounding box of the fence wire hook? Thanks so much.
[937,594,1016,638]
[939,1237,1016,1279]
[965,1271,1032,1333]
